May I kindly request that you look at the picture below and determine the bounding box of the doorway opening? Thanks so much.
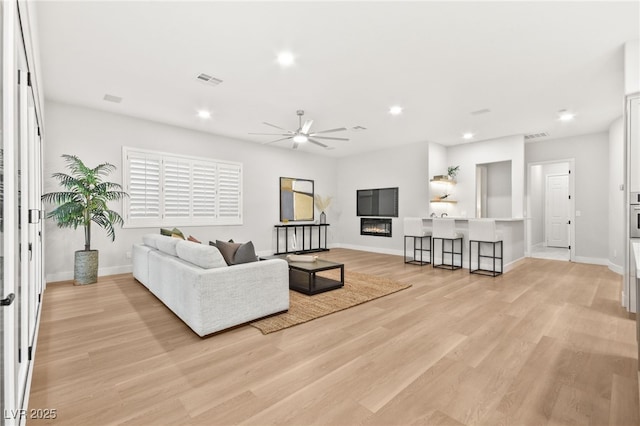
[526,159,575,262]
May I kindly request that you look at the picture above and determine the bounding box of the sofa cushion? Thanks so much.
[176,240,227,269]
[216,240,258,265]
[156,236,180,257]
[187,235,201,244]
[143,233,165,249]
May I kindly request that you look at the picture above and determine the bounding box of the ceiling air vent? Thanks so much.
[524,132,550,140]
[351,126,367,131]
[470,108,491,115]
[103,94,122,103]
[196,73,223,86]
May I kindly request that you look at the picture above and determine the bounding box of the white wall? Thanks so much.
[335,141,429,255]
[446,135,525,218]
[485,160,512,218]
[43,101,337,281]
[525,132,609,262]
[609,117,625,273]
[625,39,639,95]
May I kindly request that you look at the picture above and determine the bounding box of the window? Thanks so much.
[123,147,242,227]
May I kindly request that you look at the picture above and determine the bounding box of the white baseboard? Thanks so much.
[332,243,404,257]
[573,256,609,266]
[608,261,624,275]
[46,264,133,284]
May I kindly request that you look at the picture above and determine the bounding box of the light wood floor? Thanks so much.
[29,249,640,425]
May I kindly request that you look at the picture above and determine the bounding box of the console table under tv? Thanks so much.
[274,223,330,255]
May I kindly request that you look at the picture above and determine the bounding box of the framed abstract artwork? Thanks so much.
[279,177,314,222]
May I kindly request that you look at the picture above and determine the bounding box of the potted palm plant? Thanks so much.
[42,154,128,285]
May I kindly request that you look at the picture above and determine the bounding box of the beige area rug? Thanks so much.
[250,270,411,334]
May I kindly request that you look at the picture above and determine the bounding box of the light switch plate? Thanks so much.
[575,210,582,217]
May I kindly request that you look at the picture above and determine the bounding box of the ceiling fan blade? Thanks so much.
[308,138,328,148]
[263,136,292,145]
[248,132,291,136]
[292,141,300,150]
[263,122,294,133]
[309,127,347,135]
[301,119,314,134]
[310,136,349,141]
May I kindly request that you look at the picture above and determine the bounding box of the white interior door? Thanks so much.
[546,174,570,248]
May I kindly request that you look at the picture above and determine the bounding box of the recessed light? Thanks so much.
[197,110,211,119]
[558,110,576,121]
[277,51,295,67]
[463,132,474,140]
[389,106,403,115]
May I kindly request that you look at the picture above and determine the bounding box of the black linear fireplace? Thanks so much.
[361,218,392,237]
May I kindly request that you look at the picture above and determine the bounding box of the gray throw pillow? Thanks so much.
[216,240,241,265]
[215,240,257,265]
[234,241,258,264]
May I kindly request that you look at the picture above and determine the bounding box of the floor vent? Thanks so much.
[524,132,550,140]
[196,73,223,86]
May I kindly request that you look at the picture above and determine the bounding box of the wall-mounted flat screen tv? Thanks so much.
[357,187,399,217]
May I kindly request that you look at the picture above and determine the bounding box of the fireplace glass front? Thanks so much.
[360,218,392,237]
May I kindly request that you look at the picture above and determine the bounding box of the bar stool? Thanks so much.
[403,217,431,265]
[469,219,503,277]
[432,218,463,270]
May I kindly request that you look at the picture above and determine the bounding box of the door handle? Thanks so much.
[1,293,15,306]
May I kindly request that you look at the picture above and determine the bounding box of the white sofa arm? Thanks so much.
[148,251,289,336]
[194,259,289,334]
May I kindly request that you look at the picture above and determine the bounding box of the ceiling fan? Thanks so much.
[249,110,349,149]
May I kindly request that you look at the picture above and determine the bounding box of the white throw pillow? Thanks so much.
[176,240,228,269]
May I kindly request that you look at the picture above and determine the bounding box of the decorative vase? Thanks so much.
[74,250,99,285]
[320,211,327,224]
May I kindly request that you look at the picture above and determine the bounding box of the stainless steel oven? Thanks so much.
[629,192,640,238]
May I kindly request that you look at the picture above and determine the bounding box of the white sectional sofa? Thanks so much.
[132,234,289,336]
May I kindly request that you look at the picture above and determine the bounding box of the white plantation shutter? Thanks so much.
[126,153,161,220]
[192,161,217,219]
[123,148,242,227]
[163,158,191,219]
[218,163,242,222]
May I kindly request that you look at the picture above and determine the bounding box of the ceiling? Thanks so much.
[35,1,639,157]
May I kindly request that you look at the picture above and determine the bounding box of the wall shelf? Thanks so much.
[430,176,456,184]
[430,199,457,204]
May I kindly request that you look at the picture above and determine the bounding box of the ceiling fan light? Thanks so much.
[293,134,308,143]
